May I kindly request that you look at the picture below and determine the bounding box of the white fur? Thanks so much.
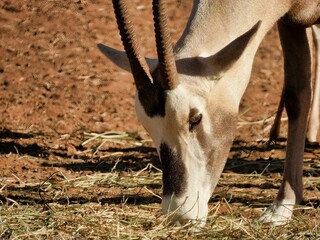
[259,199,295,225]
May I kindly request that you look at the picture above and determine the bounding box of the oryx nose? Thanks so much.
[164,209,192,226]
[162,195,207,228]
[166,212,206,231]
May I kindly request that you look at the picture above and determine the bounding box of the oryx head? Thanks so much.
[98,0,260,227]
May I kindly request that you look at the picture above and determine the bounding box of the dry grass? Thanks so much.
[0,132,319,239]
[1,173,319,239]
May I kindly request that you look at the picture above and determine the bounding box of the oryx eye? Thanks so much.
[189,108,202,131]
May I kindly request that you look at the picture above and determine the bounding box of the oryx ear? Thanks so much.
[175,21,261,78]
[203,21,261,75]
[97,43,158,73]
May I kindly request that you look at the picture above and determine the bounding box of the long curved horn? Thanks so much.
[112,0,152,90]
[152,0,179,90]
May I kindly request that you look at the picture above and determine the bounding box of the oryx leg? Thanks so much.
[269,26,318,144]
[260,20,311,225]
[268,90,285,144]
[306,25,320,143]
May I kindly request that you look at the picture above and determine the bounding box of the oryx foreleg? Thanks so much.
[261,20,311,224]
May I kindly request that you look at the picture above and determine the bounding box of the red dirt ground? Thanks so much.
[0,0,319,217]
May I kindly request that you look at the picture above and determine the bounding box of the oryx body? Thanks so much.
[98,0,320,227]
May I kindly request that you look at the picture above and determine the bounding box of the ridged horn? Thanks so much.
[152,0,179,90]
[112,0,152,90]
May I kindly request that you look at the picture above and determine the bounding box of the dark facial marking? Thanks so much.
[160,143,186,196]
[138,83,166,117]
[195,110,237,171]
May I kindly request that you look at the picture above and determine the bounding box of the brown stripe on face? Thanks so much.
[160,143,186,196]
[138,83,167,117]
[195,110,237,168]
